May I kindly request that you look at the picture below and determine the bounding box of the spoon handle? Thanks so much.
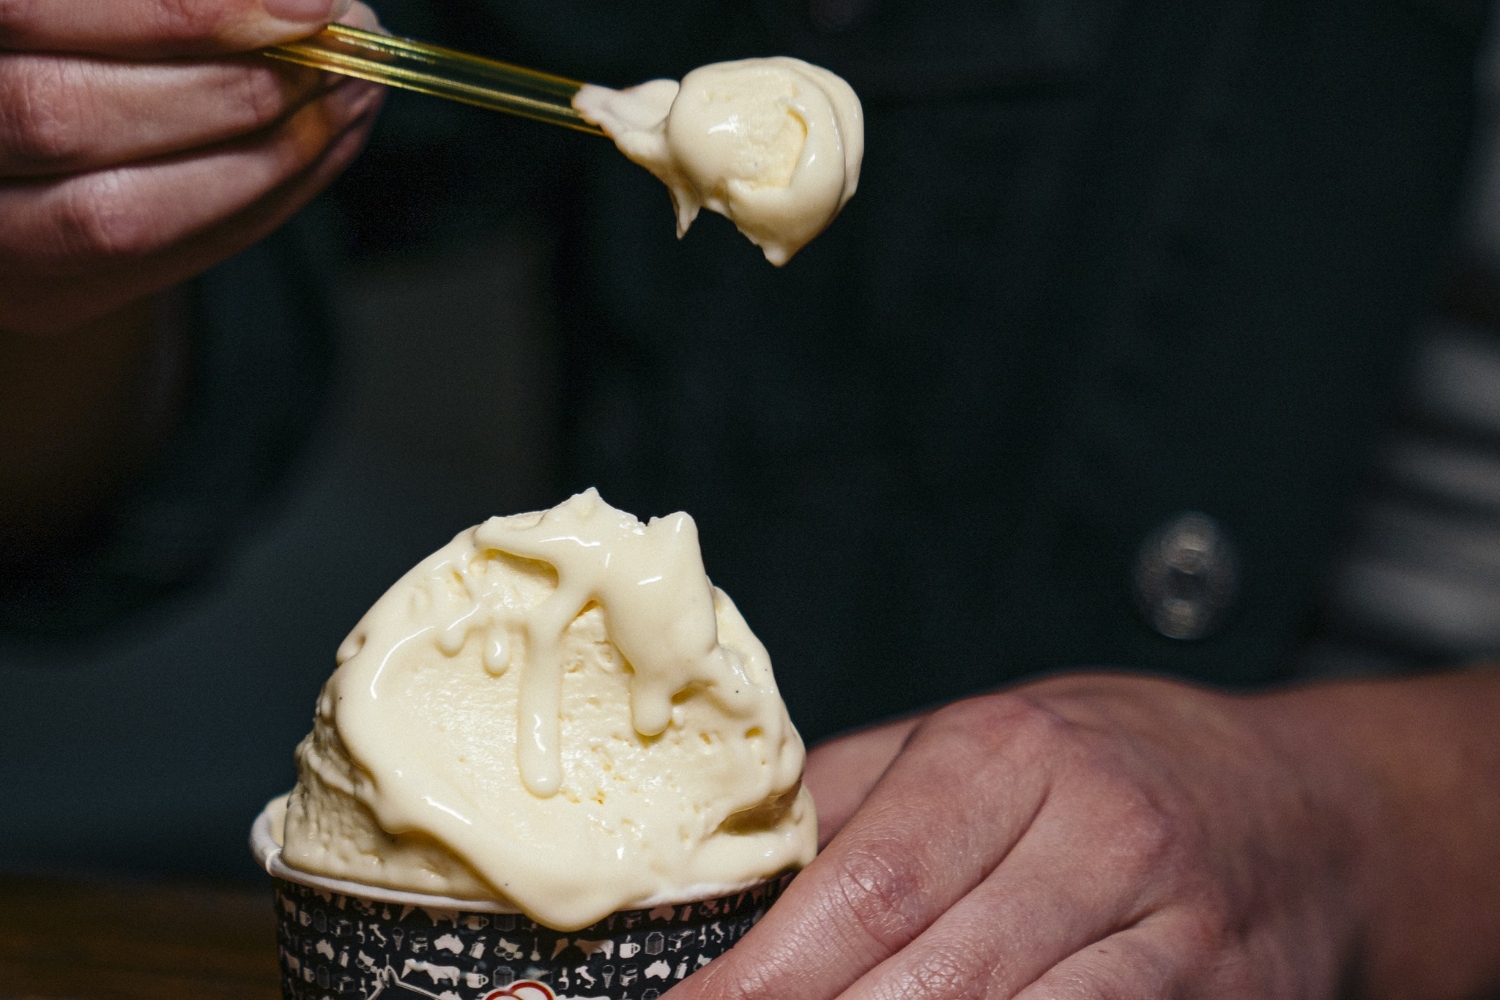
[265,23,604,135]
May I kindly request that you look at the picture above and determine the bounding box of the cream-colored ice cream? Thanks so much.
[574,57,863,266]
[280,489,815,931]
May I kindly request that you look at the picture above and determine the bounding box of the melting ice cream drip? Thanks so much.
[428,488,759,796]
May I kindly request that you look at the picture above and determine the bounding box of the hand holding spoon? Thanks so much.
[266,24,863,264]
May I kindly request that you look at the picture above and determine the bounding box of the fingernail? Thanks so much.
[264,0,349,23]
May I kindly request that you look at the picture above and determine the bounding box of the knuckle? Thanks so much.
[833,843,928,951]
[1172,897,1240,958]
[1088,784,1203,907]
[1111,792,1181,871]
[55,172,154,262]
[905,943,988,1000]
[920,693,1073,769]
[0,58,80,167]
[991,696,1073,757]
[226,62,300,132]
[149,0,234,41]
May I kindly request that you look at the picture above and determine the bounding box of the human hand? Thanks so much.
[683,675,1364,1000]
[0,0,385,336]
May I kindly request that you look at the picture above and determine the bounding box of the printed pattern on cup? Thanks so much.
[483,980,556,1000]
[274,875,791,1000]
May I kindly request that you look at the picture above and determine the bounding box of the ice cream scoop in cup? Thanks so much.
[253,490,815,998]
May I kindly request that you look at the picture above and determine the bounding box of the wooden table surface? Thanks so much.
[0,876,279,1000]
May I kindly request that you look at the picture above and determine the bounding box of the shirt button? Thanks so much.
[1132,512,1239,640]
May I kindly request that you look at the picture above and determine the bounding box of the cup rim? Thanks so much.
[251,796,772,915]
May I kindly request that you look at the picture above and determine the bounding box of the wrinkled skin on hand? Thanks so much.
[0,0,385,336]
[679,675,1364,1000]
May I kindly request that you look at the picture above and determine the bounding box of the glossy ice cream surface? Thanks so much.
[573,57,863,265]
[280,490,816,931]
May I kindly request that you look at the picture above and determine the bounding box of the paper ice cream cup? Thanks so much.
[251,801,792,1000]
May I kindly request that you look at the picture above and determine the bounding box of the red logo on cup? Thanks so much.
[484,981,557,1000]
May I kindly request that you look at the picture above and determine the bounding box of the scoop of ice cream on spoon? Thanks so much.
[574,57,864,266]
[265,29,863,265]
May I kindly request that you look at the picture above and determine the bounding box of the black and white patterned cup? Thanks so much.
[252,802,791,1000]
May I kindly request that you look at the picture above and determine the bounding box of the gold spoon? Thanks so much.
[265,23,604,135]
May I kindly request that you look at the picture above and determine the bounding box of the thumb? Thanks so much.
[0,0,356,58]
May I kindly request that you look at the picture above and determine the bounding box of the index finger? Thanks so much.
[0,0,351,58]
[672,697,1053,1000]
